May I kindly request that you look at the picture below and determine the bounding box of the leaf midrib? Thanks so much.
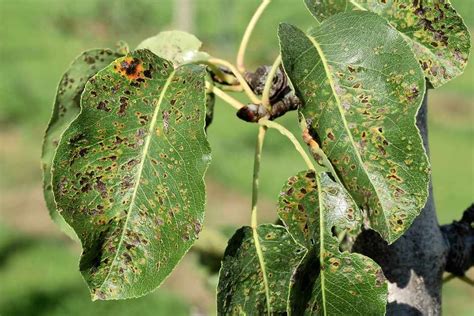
[96,68,176,292]
[303,32,391,238]
[316,173,328,316]
[252,226,272,315]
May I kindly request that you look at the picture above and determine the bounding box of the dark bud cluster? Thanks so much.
[244,65,291,104]
[236,65,301,123]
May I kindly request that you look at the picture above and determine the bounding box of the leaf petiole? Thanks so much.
[250,125,272,314]
[206,82,244,110]
[251,125,267,229]
[218,85,243,92]
[261,54,282,112]
[259,119,316,172]
[237,0,272,73]
[208,57,261,104]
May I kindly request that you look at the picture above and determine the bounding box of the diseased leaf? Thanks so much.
[217,224,306,315]
[304,0,350,22]
[278,171,362,250]
[279,12,430,243]
[137,31,209,67]
[52,49,211,300]
[205,85,215,129]
[304,0,471,87]
[42,48,124,239]
[278,171,387,315]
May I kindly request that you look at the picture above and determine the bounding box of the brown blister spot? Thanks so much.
[84,55,96,65]
[118,97,129,116]
[97,100,111,112]
[95,177,108,198]
[328,257,341,272]
[375,268,385,287]
[114,57,145,80]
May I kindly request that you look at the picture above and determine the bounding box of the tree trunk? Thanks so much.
[353,91,449,315]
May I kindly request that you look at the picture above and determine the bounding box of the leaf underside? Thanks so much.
[136,30,209,67]
[52,49,211,300]
[217,224,306,315]
[278,170,387,315]
[279,11,430,243]
[304,0,471,88]
[42,48,124,238]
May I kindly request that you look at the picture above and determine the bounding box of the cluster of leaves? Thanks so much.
[42,0,470,314]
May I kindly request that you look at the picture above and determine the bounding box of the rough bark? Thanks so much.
[353,92,449,315]
[441,204,474,277]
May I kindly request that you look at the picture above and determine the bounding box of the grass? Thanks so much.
[0,0,473,314]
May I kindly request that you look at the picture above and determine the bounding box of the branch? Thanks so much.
[441,203,474,276]
[236,0,272,73]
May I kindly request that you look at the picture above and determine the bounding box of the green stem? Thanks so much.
[208,57,261,104]
[261,54,282,112]
[189,54,238,86]
[207,82,244,110]
[219,85,243,92]
[237,0,272,73]
[250,125,271,315]
[259,119,316,171]
[251,126,267,228]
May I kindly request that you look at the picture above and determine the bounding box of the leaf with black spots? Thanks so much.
[52,49,211,300]
[278,171,387,315]
[42,48,124,239]
[279,11,430,243]
[217,224,306,315]
[304,0,471,87]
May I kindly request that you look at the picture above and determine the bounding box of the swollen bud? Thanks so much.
[236,104,268,122]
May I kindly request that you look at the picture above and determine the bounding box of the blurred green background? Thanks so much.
[0,0,472,315]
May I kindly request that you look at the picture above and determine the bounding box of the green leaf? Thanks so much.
[279,12,430,243]
[217,224,306,315]
[278,171,362,250]
[42,48,124,239]
[137,31,209,67]
[52,49,211,300]
[278,171,387,315]
[304,0,350,22]
[304,0,471,88]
